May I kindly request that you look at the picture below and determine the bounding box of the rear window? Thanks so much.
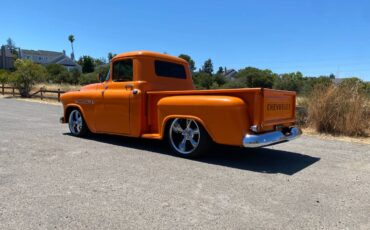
[155,60,186,79]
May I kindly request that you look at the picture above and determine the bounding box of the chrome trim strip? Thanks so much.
[243,127,302,148]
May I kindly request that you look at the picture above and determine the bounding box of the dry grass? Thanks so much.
[34,83,81,92]
[306,83,369,137]
[1,83,81,101]
[33,83,81,101]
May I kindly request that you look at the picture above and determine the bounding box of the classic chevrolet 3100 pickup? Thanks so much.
[60,51,301,158]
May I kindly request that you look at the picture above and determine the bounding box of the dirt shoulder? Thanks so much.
[301,127,369,145]
[0,95,61,106]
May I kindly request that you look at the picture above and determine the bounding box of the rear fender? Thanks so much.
[157,95,249,146]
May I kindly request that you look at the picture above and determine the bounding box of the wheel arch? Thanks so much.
[161,115,215,142]
[65,104,83,122]
[64,104,92,132]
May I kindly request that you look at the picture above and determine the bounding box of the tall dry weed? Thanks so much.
[307,82,369,136]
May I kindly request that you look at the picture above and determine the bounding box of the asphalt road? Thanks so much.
[0,98,369,230]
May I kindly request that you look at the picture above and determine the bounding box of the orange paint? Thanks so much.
[61,51,297,146]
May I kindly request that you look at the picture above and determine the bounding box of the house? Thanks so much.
[223,69,237,80]
[19,49,81,71]
[0,45,15,70]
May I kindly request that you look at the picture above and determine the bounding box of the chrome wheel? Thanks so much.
[69,110,83,135]
[169,118,201,155]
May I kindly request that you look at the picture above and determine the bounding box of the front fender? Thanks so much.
[61,90,99,133]
[157,95,249,146]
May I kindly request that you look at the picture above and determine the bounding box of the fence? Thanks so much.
[1,83,65,102]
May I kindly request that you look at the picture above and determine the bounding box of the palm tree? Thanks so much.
[68,35,75,60]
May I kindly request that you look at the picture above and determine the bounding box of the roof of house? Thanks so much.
[223,69,237,79]
[53,56,78,66]
[21,49,62,57]
[20,49,79,67]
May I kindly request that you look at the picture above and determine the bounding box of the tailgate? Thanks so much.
[261,89,296,127]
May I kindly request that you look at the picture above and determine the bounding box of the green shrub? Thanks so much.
[79,72,99,85]
[301,76,333,95]
[78,64,109,85]
[0,70,10,84]
[45,64,81,84]
[10,59,46,97]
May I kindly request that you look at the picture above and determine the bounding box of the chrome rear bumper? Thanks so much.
[243,127,302,148]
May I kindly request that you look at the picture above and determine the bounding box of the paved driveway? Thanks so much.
[0,98,369,229]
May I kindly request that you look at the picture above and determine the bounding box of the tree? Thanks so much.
[193,72,214,89]
[178,54,196,72]
[108,52,117,62]
[94,57,106,66]
[6,38,16,50]
[202,59,213,75]
[273,72,304,92]
[78,55,95,73]
[234,67,276,88]
[6,38,18,58]
[10,60,46,97]
[217,66,224,74]
[68,35,75,60]
[214,73,227,86]
[69,68,81,84]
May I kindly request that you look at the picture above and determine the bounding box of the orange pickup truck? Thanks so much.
[60,51,301,157]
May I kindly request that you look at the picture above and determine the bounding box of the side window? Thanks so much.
[112,59,133,82]
[155,60,186,79]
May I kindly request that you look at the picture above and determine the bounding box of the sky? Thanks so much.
[1,0,370,81]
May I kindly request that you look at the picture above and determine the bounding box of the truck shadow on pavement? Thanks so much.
[66,133,320,176]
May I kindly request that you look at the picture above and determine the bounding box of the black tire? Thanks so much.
[167,118,211,158]
[68,109,88,137]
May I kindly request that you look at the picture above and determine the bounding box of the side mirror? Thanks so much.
[97,73,105,82]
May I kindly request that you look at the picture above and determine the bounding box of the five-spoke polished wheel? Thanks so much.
[68,109,88,137]
[168,118,211,158]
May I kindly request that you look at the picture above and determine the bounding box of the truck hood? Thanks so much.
[80,83,101,91]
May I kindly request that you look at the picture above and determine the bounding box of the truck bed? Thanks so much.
[146,88,296,133]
